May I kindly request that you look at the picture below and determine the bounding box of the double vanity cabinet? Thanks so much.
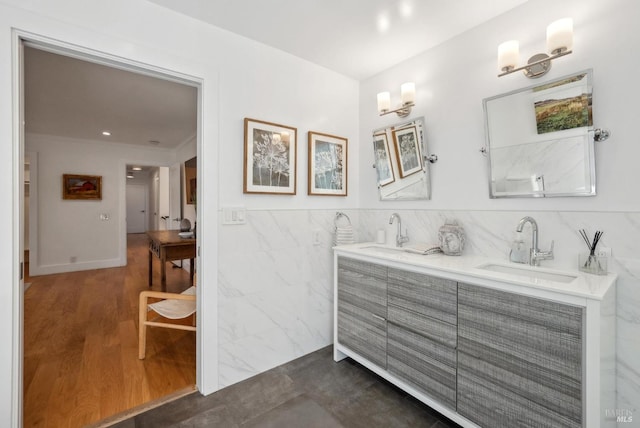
[333,244,616,428]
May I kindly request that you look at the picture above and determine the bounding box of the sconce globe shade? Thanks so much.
[400,82,416,105]
[498,40,519,72]
[377,91,391,112]
[547,18,573,54]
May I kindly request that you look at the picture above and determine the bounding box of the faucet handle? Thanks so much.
[540,240,555,260]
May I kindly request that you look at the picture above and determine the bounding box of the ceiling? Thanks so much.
[24,1,528,155]
[24,46,198,150]
[149,0,528,80]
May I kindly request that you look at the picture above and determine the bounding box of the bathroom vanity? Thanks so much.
[333,243,616,428]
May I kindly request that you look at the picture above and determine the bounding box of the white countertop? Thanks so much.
[334,242,617,303]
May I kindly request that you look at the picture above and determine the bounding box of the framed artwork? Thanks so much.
[373,132,395,186]
[308,131,347,196]
[244,118,297,195]
[62,174,102,200]
[392,126,422,178]
[184,156,197,205]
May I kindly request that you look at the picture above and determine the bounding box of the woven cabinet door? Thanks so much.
[337,257,388,368]
[457,283,583,428]
[386,268,458,409]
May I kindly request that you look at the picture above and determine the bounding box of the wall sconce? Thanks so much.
[377,82,415,117]
[498,18,573,78]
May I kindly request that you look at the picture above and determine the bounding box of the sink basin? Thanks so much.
[477,263,577,284]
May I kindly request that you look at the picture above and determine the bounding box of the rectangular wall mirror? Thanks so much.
[483,70,596,198]
[373,117,431,200]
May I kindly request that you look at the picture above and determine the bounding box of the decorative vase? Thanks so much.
[438,220,465,256]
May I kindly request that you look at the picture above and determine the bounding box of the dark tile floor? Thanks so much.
[111,346,461,427]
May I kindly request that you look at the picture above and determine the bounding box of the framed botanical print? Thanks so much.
[244,118,297,194]
[373,132,395,186]
[392,125,422,178]
[308,131,347,196]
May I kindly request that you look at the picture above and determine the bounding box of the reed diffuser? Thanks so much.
[578,229,607,274]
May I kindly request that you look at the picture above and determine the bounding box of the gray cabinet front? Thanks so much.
[337,257,388,368]
[387,268,458,409]
[457,283,583,428]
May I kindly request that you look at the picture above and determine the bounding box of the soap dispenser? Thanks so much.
[509,231,529,264]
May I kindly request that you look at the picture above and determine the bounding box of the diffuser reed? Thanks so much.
[578,229,606,274]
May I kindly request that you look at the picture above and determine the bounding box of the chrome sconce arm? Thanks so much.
[498,49,572,78]
[377,82,416,117]
[379,102,414,118]
[498,18,574,79]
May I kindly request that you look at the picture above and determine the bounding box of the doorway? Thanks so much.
[126,184,147,233]
[19,36,202,425]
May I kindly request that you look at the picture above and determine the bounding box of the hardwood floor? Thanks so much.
[23,233,196,428]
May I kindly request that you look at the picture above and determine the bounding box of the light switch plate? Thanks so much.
[222,206,247,225]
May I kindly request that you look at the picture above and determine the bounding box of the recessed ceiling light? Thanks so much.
[399,1,413,18]
[102,131,111,136]
[148,140,160,145]
[132,167,142,171]
[377,12,390,33]
[126,174,134,179]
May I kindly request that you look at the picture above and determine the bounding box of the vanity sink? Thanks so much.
[477,263,577,284]
[360,245,407,255]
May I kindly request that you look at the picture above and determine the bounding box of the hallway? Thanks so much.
[23,233,196,427]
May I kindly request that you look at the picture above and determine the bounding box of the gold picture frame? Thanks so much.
[62,174,102,200]
[244,118,297,195]
[308,131,347,196]
[392,126,422,178]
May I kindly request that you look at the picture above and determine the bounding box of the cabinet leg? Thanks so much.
[333,346,347,362]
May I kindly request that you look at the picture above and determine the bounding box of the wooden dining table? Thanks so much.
[147,230,196,291]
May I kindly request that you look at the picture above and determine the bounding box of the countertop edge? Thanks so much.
[334,242,617,303]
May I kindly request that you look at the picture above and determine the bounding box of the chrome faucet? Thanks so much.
[515,216,554,266]
[389,213,409,247]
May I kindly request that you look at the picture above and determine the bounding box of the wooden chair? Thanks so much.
[138,286,196,359]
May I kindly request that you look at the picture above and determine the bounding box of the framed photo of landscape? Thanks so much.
[308,131,347,196]
[244,118,297,195]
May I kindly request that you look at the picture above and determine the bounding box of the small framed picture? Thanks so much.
[308,131,347,196]
[392,125,422,178]
[244,118,297,195]
[373,132,395,186]
[62,174,102,200]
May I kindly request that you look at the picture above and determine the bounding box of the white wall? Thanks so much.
[158,167,170,230]
[359,0,640,419]
[360,0,639,212]
[26,134,177,274]
[0,1,358,425]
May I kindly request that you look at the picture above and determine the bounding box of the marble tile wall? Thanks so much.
[216,209,358,387]
[217,208,639,419]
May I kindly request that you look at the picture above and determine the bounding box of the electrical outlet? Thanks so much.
[597,246,612,258]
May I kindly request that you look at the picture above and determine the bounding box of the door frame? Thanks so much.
[12,29,216,426]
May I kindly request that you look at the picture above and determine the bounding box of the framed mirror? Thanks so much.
[373,117,431,200]
[484,70,596,198]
